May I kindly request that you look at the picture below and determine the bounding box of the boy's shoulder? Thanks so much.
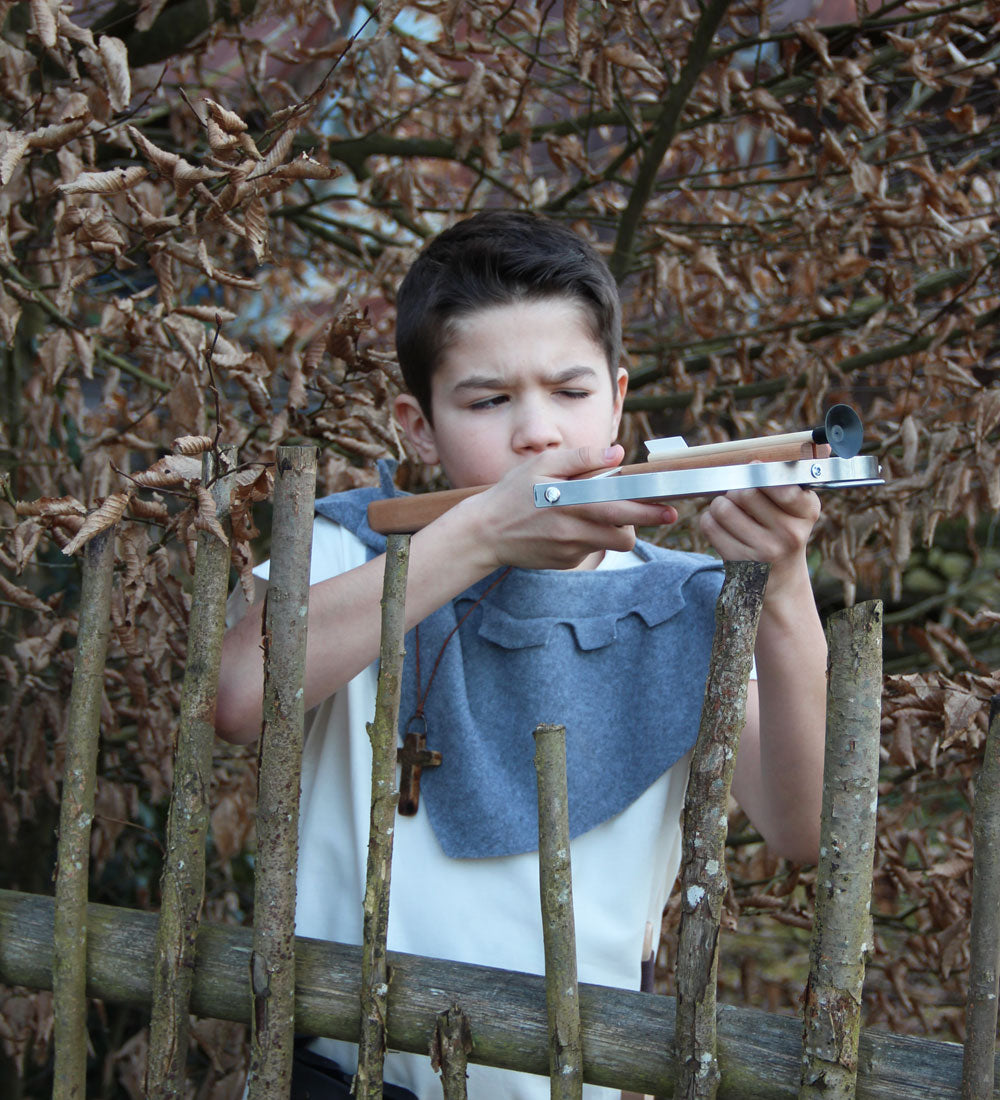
[313,460,403,555]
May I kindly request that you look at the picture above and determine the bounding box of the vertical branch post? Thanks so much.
[800,600,883,1100]
[356,532,411,1099]
[146,447,235,1098]
[52,526,117,1100]
[533,722,583,1100]
[962,695,1000,1100]
[247,445,317,1100]
[675,560,769,1100]
[431,1003,473,1100]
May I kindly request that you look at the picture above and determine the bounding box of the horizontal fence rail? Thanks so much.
[1,889,995,1100]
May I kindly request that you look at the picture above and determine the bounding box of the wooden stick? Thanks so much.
[431,1003,473,1100]
[534,722,583,1100]
[146,447,235,1100]
[367,442,816,535]
[962,695,1000,1100]
[675,560,769,1100]
[247,445,317,1100]
[52,527,116,1100]
[356,532,411,1099]
[800,601,883,1100]
[7,888,984,1099]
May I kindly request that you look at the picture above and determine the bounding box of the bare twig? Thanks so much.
[534,722,583,1100]
[247,445,318,1100]
[800,601,883,1099]
[52,527,117,1100]
[431,1003,473,1100]
[675,560,769,1100]
[146,447,235,1099]
[961,695,1000,1100]
[356,532,411,1099]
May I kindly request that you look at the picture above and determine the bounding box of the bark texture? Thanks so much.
[52,527,116,1100]
[247,446,317,1100]
[146,447,235,1099]
[675,560,769,1100]
[962,695,1000,1100]
[800,601,883,1099]
[534,722,583,1100]
[356,532,411,1099]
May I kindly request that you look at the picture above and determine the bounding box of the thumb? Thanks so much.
[537,443,625,479]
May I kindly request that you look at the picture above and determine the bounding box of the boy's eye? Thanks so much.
[469,395,509,410]
[558,389,590,400]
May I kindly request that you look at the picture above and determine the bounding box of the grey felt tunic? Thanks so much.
[315,462,723,860]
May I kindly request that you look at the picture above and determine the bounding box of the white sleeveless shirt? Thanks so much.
[237,517,692,1099]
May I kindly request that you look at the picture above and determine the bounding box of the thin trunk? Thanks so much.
[146,447,236,1098]
[247,445,317,1100]
[534,722,583,1100]
[356,532,411,1099]
[961,695,1000,1100]
[674,560,769,1100]
[608,0,736,282]
[800,601,883,1100]
[52,527,117,1100]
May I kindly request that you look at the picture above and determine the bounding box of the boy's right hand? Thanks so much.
[458,445,678,572]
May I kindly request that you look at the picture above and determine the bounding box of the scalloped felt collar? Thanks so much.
[315,463,723,859]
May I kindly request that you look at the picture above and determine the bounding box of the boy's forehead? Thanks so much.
[438,299,604,371]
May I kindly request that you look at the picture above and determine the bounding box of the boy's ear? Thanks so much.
[610,367,628,438]
[393,394,440,464]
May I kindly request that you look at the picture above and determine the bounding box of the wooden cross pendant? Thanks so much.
[397,731,442,816]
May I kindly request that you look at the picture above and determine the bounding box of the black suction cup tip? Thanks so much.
[816,405,864,458]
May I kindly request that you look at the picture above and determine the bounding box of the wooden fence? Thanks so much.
[2,443,999,1100]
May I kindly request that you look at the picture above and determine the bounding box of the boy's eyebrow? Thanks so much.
[451,366,601,391]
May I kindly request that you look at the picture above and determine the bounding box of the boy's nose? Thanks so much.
[511,405,562,454]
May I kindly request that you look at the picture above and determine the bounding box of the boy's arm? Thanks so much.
[215,445,677,744]
[699,485,827,864]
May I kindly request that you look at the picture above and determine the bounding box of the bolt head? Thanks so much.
[544,485,561,503]
[810,463,823,478]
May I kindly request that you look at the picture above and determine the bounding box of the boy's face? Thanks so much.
[394,297,627,488]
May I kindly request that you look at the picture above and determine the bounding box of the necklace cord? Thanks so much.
[412,567,513,720]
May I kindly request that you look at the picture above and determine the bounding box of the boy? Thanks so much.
[216,211,827,1098]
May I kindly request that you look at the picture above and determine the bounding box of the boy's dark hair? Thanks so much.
[395,210,622,418]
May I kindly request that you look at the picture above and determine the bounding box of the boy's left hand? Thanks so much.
[698,482,821,596]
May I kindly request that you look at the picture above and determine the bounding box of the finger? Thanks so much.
[569,498,677,529]
[700,500,765,551]
[752,484,822,519]
[698,507,764,561]
[535,443,624,480]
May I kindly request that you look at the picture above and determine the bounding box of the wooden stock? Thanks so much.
[367,439,817,535]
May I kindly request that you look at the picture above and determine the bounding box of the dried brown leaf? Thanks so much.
[193,487,228,547]
[203,97,248,135]
[172,435,214,455]
[128,496,170,523]
[61,492,131,556]
[59,166,148,195]
[564,0,579,58]
[0,283,22,344]
[30,0,57,48]
[0,572,51,614]
[130,453,202,488]
[98,36,130,112]
[0,131,30,185]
